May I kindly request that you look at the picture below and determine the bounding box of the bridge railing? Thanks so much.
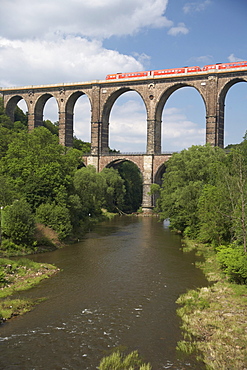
[82,152,177,156]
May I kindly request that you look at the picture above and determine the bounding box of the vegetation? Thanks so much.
[153,139,247,368]
[0,97,142,256]
[0,257,59,323]
[153,142,247,284]
[117,161,143,213]
[98,350,151,370]
[176,241,247,370]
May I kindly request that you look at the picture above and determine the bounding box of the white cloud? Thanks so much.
[132,52,151,66]
[0,36,143,86]
[168,23,189,36]
[162,107,205,151]
[103,98,205,152]
[228,54,244,62]
[183,0,211,14]
[109,94,147,152]
[189,55,213,65]
[0,0,173,87]
[0,0,171,40]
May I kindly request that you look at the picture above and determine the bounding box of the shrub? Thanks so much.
[0,269,8,287]
[2,199,35,245]
[98,350,152,370]
[216,244,247,284]
[36,203,72,240]
[0,239,29,256]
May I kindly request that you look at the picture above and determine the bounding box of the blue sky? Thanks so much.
[0,0,246,152]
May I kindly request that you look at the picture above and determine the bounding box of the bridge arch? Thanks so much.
[101,156,143,173]
[154,162,166,186]
[155,83,206,123]
[64,91,92,144]
[66,90,92,115]
[102,158,143,212]
[219,77,247,103]
[218,77,247,147]
[155,82,207,151]
[34,93,58,128]
[101,87,147,153]
[5,95,28,122]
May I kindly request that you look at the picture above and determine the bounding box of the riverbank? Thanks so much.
[0,258,59,324]
[176,240,247,370]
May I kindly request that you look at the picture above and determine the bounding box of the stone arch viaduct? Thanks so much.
[1,67,247,211]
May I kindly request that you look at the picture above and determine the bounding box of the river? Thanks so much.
[0,216,208,369]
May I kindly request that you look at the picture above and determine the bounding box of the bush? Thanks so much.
[36,203,72,240]
[98,350,152,370]
[216,244,247,284]
[0,239,32,256]
[0,269,8,287]
[2,199,35,245]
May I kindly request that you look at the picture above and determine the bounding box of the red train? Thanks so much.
[105,61,247,80]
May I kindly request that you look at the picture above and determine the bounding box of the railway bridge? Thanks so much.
[1,66,247,211]
[82,152,172,211]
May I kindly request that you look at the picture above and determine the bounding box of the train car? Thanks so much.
[202,64,220,71]
[105,61,247,80]
[153,67,185,76]
[105,71,150,80]
[202,61,247,72]
[118,71,150,79]
[186,66,201,73]
[106,65,201,80]
[105,73,119,80]
[218,61,247,70]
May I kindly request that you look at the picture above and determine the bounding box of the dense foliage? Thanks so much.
[0,97,141,255]
[154,143,247,284]
[117,161,143,213]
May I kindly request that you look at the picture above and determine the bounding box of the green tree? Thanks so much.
[216,244,247,284]
[0,175,18,207]
[0,127,82,210]
[43,120,59,136]
[220,145,247,253]
[35,203,72,240]
[197,184,232,246]
[73,166,106,217]
[2,199,35,245]
[117,161,143,213]
[157,145,226,236]
[0,126,16,158]
[13,105,28,131]
[73,136,91,153]
[0,97,13,130]
[14,105,28,126]
[100,167,126,212]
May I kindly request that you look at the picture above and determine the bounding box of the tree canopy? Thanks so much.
[0,99,138,253]
[154,142,247,283]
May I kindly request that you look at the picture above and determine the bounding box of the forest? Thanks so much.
[0,97,142,256]
[152,140,247,284]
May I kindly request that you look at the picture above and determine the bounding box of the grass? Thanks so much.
[0,257,59,323]
[0,298,45,321]
[176,240,247,369]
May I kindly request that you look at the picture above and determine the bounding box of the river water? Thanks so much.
[0,216,207,369]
